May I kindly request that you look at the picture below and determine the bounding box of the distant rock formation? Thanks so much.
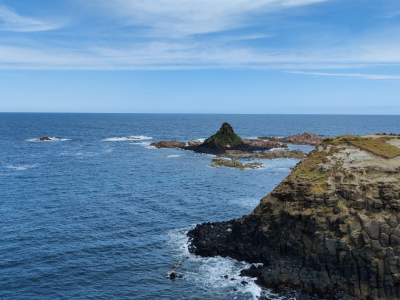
[186,123,285,154]
[150,140,186,149]
[258,132,323,146]
[218,149,305,160]
[35,137,52,141]
[202,122,244,149]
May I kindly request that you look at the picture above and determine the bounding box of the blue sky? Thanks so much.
[1,0,400,113]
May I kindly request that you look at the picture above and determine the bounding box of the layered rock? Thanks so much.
[259,132,323,146]
[188,135,400,300]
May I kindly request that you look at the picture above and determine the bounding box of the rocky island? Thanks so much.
[151,122,289,154]
[188,134,400,300]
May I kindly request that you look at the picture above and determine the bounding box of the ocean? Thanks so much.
[1,113,399,300]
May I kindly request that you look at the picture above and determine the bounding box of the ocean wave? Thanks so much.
[165,155,183,158]
[5,164,40,171]
[130,142,156,149]
[229,198,261,209]
[102,136,152,142]
[27,137,70,142]
[167,227,264,300]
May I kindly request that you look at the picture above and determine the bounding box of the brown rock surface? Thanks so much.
[150,140,186,149]
[188,140,203,146]
[218,149,305,160]
[36,137,52,141]
[258,132,323,146]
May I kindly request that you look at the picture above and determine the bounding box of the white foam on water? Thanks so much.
[27,137,70,142]
[165,155,183,158]
[167,227,266,300]
[229,198,261,210]
[5,164,40,171]
[195,138,206,142]
[102,136,152,142]
[130,142,156,149]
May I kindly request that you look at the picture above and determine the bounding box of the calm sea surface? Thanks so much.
[1,114,400,300]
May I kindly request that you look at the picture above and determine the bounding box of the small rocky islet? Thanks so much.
[188,134,400,300]
[150,122,310,170]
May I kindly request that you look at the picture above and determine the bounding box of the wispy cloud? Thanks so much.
[0,5,61,32]
[288,71,400,80]
[90,0,330,37]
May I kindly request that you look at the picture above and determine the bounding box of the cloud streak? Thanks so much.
[90,0,330,37]
[289,71,400,80]
[0,5,61,32]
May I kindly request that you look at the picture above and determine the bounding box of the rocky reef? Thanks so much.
[210,158,264,170]
[217,149,305,160]
[150,140,186,149]
[259,132,323,146]
[188,134,400,300]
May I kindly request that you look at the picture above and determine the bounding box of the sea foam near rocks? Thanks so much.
[167,227,278,300]
[102,136,152,142]
[27,137,70,142]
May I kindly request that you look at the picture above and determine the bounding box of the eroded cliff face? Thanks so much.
[188,135,400,300]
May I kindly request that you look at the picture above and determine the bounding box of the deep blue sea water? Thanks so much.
[1,114,400,300]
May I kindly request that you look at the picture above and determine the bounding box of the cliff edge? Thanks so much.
[188,134,400,300]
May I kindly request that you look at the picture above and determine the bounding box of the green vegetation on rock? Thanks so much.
[203,122,244,149]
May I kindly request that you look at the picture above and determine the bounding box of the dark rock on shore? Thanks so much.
[187,135,400,300]
[258,132,323,146]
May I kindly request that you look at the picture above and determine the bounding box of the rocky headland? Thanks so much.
[259,132,323,146]
[188,134,400,300]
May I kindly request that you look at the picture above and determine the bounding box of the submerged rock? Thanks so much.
[210,158,264,170]
[188,135,400,299]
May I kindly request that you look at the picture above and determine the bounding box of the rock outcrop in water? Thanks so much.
[150,140,186,149]
[186,123,286,154]
[210,158,264,170]
[188,135,400,300]
[259,132,323,146]
[202,122,244,149]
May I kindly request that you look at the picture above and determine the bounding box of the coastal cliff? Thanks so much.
[188,134,400,300]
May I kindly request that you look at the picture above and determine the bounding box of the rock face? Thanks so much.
[210,158,264,170]
[150,140,186,149]
[259,132,323,146]
[188,135,400,300]
[202,122,244,149]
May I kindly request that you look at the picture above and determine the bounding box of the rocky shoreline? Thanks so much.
[187,134,400,300]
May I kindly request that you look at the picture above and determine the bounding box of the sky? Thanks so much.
[1,0,400,114]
